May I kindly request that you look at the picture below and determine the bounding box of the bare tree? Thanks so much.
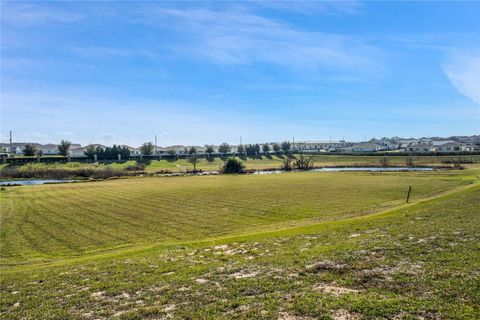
[293,154,314,170]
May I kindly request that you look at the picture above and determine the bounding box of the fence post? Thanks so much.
[406,186,412,203]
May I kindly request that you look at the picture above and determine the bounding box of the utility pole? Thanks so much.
[154,135,157,154]
[9,130,13,157]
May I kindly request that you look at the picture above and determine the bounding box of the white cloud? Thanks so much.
[137,7,381,72]
[252,1,362,15]
[1,3,83,25]
[443,51,480,104]
[71,46,156,60]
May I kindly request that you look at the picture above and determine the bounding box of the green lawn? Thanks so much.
[1,170,475,264]
[1,169,479,319]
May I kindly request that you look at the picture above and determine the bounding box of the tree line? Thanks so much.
[21,140,295,158]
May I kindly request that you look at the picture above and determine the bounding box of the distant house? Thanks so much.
[352,143,382,152]
[294,141,343,152]
[407,143,434,153]
[436,142,464,153]
[118,145,141,156]
[39,144,60,155]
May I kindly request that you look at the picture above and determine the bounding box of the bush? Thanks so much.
[293,154,313,170]
[379,157,389,167]
[0,164,133,179]
[406,157,414,167]
[222,157,245,174]
[282,158,292,171]
[124,163,146,171]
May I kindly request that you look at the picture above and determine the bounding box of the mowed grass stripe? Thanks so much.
[0,171,473,263]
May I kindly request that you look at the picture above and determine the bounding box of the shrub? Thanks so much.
[282,158,292,171]
[293,154,313,170]
[406,157,414,167]
[222,157,245,174]
[379,157,389,167]
[124,163,146,171]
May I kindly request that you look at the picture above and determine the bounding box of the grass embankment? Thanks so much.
[1,154,479,179]
[1,169,479,319]
[1,170,475,264]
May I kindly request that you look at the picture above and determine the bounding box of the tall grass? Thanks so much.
[0,163,140,179]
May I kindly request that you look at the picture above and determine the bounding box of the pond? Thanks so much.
[0,179,74,186]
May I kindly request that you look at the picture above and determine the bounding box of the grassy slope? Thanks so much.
[1,175,479,319]
[2,154,479,175]
[1,170,475,264]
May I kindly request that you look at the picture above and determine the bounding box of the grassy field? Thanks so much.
[1,169,479,319]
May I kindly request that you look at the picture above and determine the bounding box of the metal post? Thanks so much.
[406,186,412,203]
[9,130,13,157]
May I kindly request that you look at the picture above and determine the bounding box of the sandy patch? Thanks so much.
[333,308,361,320]
[229,270,260,279]
[314,283,360,297]
[305,260,347,273]
[90,291,105,298]
[278,312,315,320]
[195,278,209,284]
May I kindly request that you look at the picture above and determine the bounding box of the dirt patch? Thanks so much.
[278,312,315,320]
[333,308,361,320]
[303,260,347,274]
[314,283,361,297]
[195,278,209,284]
[229,270,260,279]
[90,291,105,298]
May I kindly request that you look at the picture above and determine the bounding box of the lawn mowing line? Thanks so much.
[48,190,168,238]
[4,181,478,273]
[27,200,116,248]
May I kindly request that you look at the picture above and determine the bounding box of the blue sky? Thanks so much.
[1,1,479,146]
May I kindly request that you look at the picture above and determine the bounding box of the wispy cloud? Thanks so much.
[136,7,381,72]
[1,3,83,25]
[443,50,480,104]
[251,1,362,15]
[71,46,157,60]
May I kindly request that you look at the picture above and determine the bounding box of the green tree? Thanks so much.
[167,148,176,157]
[262,144,270,153]
[255,144,260,156]
[119,146,131,159]
[281,141,291,153]
[58,140,71,157]
[140,142,154,156]
[188,146,197,155]
[237,144,245,155]
[222,157,245,174]
[218,143,231,154]
[187,155,199,172]
[23,144,37,156]
[84,145,96,159]
[205,145,215,157]
[95,146,105,160]
[272,143,281,154]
